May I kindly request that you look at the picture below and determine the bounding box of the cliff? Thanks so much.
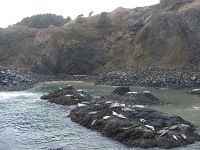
[0,0,199,75]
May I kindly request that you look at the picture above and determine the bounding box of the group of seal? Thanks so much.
[41,85,200,149]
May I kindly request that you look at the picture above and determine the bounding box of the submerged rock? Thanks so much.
[69,101,200,149]
[41,85,93,105]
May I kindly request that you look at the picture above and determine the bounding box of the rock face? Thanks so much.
[41,85,93,105]
[69,101,200,149]
[160,0,194,5]
[0,0,200,74]
[102,87,163,105]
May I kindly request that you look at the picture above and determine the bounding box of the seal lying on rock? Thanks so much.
[69,101,200,149]
[186,89,200,95]
[40,85,93,105]
[101,86,163,105]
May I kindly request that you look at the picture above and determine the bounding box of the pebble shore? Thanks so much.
[94,67,200,88]
[0,66,199,91]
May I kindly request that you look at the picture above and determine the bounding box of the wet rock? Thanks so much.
[41,85,93,106]
[69,101,200,149]
[102,87,163,105]
[0,66,33,90]
[187,89,200,95]
[0,66,67,91]
[111,86,131,96]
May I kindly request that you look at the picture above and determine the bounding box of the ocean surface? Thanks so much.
[0,81,200,150]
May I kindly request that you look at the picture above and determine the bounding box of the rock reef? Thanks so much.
[69,101,200,149]
[41,86,200,149]
[41,85,93,105]
[101,86,163,105]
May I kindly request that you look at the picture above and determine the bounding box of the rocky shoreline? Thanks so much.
[94,67,200,88]
[0,66,200,91]
[0,66,65,91]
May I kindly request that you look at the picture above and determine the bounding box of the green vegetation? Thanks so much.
[97,12,112,29]
[16,14,72,28]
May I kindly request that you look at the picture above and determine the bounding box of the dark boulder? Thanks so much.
[111,86,131,96]
[102,87,163,105]
[69,101,200,149]
[41,85,93,105]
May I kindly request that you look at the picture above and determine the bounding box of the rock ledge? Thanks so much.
[69,101,200,149]
[41,85,93,105]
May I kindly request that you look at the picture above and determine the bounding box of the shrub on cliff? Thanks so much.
[16,14,72,28]
[76,14,87,24]
[97,12,112,29]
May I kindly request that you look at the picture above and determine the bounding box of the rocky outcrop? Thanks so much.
[111,86,131,95]
[40,86,199,149]
[101,86,163,105]
[160,0,194,5]
[41,85,93,105]
[69,101,200,149]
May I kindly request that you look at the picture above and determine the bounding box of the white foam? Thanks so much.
[0,92,34,100]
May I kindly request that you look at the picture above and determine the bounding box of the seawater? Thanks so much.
[0,81,200,150]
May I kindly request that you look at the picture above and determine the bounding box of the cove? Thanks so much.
[0,81,200,150]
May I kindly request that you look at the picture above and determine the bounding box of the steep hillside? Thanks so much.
[0,0,199,75]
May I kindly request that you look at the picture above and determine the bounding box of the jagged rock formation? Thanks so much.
[41,85,200,149]
[69,101,200,149]
[101,86,163,105]
[0,0,200,74]
[41,85,93,105]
